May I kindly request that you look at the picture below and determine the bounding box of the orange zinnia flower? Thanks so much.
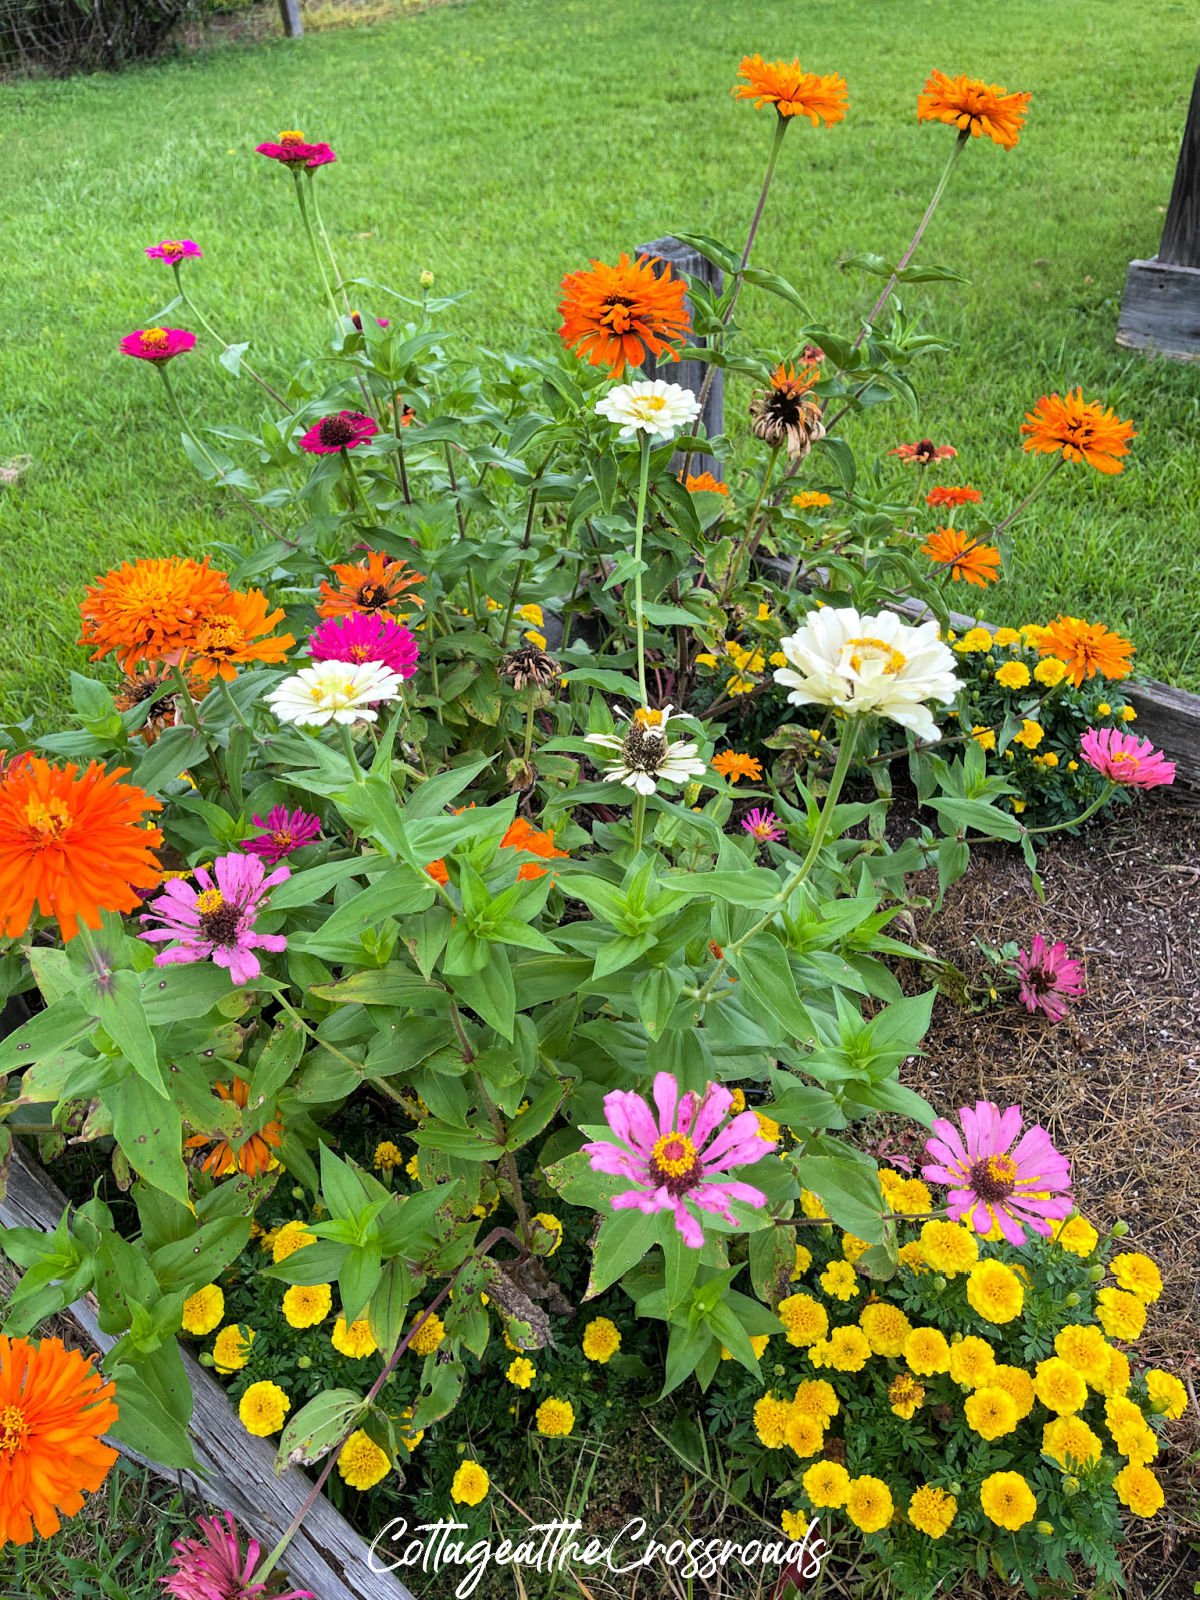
[711,750,763,783]
[426,858,449,885]
[733,55,849,126]
[317,550,426,619]
[682,472,730,496]
[1020,389,1136,475]
[501,816,570,880]
[0,757,162,941]
[79,556,231,672]
[184,1077,283,1178]
[0,1335,119,1548]
[558,253,691,379]
[1035,615,1134,688]
[184,588,295,682]
[890,439,956,465]
[926,484,982,508]
[921,527,1001,588]
[917,70,1031,150]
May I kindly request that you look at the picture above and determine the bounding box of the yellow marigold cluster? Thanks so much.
[907,1484,957,1539]
[949,1335,996,1388]
[181,1284,225,1337]
[859,1301,912,1357]
[777,1293,829,1347]
[919,1220,979,1277]
[408,1311,446,1356]
[239,1380,290,1438]
[337,1430,391,1491]
[212,1323,255,1374]
[819,1260,861,1302]
[535,1397,575,1437]
[581,1317,621,1363]
[271,1220,317,1263]
[450,1459,489,1506]
[282,1283,332,1330]
[1096,1286,1146,1342]
[1109,1252,1162,1304]
[965,1260,1024,1324]
[506,1356,536,1389]
[331,1315,377,1360]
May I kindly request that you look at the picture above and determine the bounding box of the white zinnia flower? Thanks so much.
[773,607,960,743]
[265,659,401,727]
[584,703,708,795]
[595,380,702,442]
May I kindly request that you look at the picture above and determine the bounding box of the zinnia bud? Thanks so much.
[1111,1220,1130,1237]
[420,270,435,288]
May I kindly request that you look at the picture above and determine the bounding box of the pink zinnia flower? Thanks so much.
[121,327,196,362]
[350,311,390,330]
[146,239,202,264]
[741,807,784,844]
[1080,727,1175,789]
[582,1072,775,1248]
[255,133,336,169]
[299,411,378,455]
[308,613,419,678]
[922,1100,1073,1244]
[162,1511,313,1600]
[889,439,957,464]
[241,806,322,864]
[1013,934,1086,1021]
[140,852,288,985]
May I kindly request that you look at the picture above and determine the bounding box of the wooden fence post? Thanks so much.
[1117,65,1200,358]
[278,0,303,38]
[636,236,725,479]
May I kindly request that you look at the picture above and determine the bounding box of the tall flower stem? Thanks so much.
[630,432,653,706]
[853,130,968,350]
[499,451,554,647]
[154,365,283,541]
[337,720,363,781]
[340,446,371,520]
[1022,781,1116,837]
[168,663,231,799]
[171,264,291,411]
[631,791,647,854]
[291,172,341,324]
[741,443,783,570]
[307,175,351,316]
[990,456,1063,538]
[392,394,411,502]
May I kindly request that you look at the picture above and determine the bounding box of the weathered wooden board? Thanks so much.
[637,235,724,480]
[0,1140,416,1600]
[278,0,303,37]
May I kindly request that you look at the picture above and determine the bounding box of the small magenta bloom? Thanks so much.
[242,806,322,865]
[299,411,378,455]
[1080,727,1175,789]
[146,239,202,264]
[922,1101,1073,1244]
[121,327,196,362]
[140,852,288,986]
[163,1511,313,1600]
[582,1072,775,1248]
[255,131,336,169]
[1013,934,1086,1022]
[309,613,419,678]
[742,807,784,844]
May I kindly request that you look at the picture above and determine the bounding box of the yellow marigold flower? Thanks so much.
[919,1220,979,1277]
[841,1233,871,1264]
[1034,1357,1088,1415]
[989,1363,1036,1419]
[397,1406,424,1453]
[181,1285,224,1337]
[506,1356,536,1389]
[1110,1252,1163,1306]
[523,629,548,650]
[965,1385,1019,1440]
[282,1283,332,1330]
[769,650,788,667]
[1095,1343,1132,1398]
[1121,704,1137,722]
[581,1317,621,1364]
[451,1459,490,1506]
[535,1397,575,1437]
[966,1260,1024,1324]
[889,1373,925,1419]
[895,1178,932,1214]
[995,660,1032,689]
[972,724,997,752]
[827,1326,871,1372]
[784,1411,825,1458]
[1097,701,1112,716]
[1054,1323,1111,1387]
[1013,717,1044,749]
[239,1381,290,1437]
[408,1311,446,1356]
[949,1335,997,1388]
[721,1334,770,1361]
[820,1260,861,1302]
[1033,656,1067,686]
[799,1189,828,1220]
[405,1153,420,1181]
[754,1109,780,1141]
[845,1475,893,1534]
[1113,1463,1164,1518]
[694,652,718,668]
[331,1316,377,1360]
[802,1458,851,1508]
[337,1429,391,1491]
[792,490,832,510]
[1055,1215,1099,1257]
[753,1394,792,1448]
[792,1378,839,1421]
[1105,1395,1158,1464]
[905,1327,951,1377]
[1096,1286,1147,1342]
[954,627,994,654]
[212,1324,255,1374]
[897,1240,927,1274]
[271,1220,316,1264]
[993,627,1023,647]
[373,1140,403,1171]
[790,1244,813,1280]
[780,1509,810,1538]
[908,1484,957,1539]
[515,603,544,628]
[1145,1368,1187,1420]
[980,1470,1037,1531]
[1040,750,1060,767]
[859,1302,912,1357]
[531,1212,564,1255]
[778,1293,829,1347]
[1042,1415,1103,1469]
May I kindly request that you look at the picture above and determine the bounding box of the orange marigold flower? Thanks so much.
[426,858,449,885]
[890,439,956,465]
[184,588,295,682]
[681,471,730,496]
[184,1077,283,1178]
[0,1335,119,1548]
[501,816,570,880]
[317,551,426,620]
[558,253,691,380]
[1020,389,1135,475]
[733,55,849,126]
[0,757,162,941]
[921,527,1001,588]
[79,556,231,672]
[1035,615,1134,688]
[926,484,982,508]
[792,490,832,510]
[711,750,763,783]
[917,70,1031,150]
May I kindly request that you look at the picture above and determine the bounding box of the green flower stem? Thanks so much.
[499,450,554,647]
[631,432,653,706]
[340,445,370,519]
[154,364,284,542]
[307,174,351,315]
[215,676,258,739]
[521,692,538,762]
[167,662,231,799]
[991,455,1064,538]
[1022,780,1116,837]
[631,791,648,854]
[291,171,341,323]
[444,445,468,541]
[740,442,783,571]
[392,394,411,502]
[337,719,364,781]
[171,264,291,411]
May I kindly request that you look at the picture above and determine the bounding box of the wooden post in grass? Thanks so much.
[278,0,303,38]
[637,236,725,479]
[1117,65,1200,358]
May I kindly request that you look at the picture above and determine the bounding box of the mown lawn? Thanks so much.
[2,0,1199,725]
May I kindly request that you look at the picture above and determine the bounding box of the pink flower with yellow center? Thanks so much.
[255,131,337,168]
[741,807,784,844]
[1080,728,1175,789]
[145,239,202,264]
[120,327,196,362]
[922,1101,1073,1244]
[299,411,378,455]
[139,852,288,986]
[308,613,419,679]
[582,1072,775,1248]
[1013,935,1086,1022]
[241,806,321,865]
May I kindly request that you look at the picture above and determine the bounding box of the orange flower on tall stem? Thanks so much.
[681,472,729,496]
[184,1077,283,1178]
[558,253,691,379]
[0,1335,119,1548]
[317,550,426,619]
[926,485,982,508]
[183,588,295,682]
[733,56,849,125]
[1035,616,1134,688]
[917,70,1031,149]
[1020,390,1136,475]
[79,556,230,672]
[921,527,1001,588]
[0,757,162,940]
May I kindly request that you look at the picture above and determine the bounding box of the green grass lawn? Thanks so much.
[2,0,1199,726]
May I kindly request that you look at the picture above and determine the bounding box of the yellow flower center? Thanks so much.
[968,1153,1019,1202]
[161,239,183,256]
[24,796,71,842]
[197,615,241,657]
[195,888,225,915]
[650,1132,699,1183]
[280,130,305,143]
[140,328,170,350]
[633,707,666,729]
[1111,751,1138,766]
[629,395,668,419]
[0,1405,28,1456]
[846,636,907,675]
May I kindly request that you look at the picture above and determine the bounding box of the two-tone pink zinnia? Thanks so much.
[1014,934,1086,1021]
[146,239,202,264]
[1080,727,1175,789]
[582,1072,775,1248]
[241,806,322,865]
[121,327,196,362]
[140,853,288,985]
[742,807,784,844]
[299,411,378,455]
[255,134,336,169]
[922,1100,1073,1243]
[308,613,419,678]
[162,1511,313,1600]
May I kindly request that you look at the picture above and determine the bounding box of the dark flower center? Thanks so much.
[195,889,242,947]
[356,583,391,610]
[318,414,360,448]
[649,1133,702,1195]
[967,1154,1018,1203]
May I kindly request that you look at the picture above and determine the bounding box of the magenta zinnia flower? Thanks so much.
[742,807,784,844]
[1080,727,1175,789]
[140,852,288,985]
[308,613,419,678]
[582,1072,775,1248]
[299,411,378,455]
[162,1511,313,1600]
[121,327,197,362]
[1013,933,1086,1021]
[241,806,322,864]
[255,133,336,169]
[922,1101,1073,1244]
[146,239,202,264]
